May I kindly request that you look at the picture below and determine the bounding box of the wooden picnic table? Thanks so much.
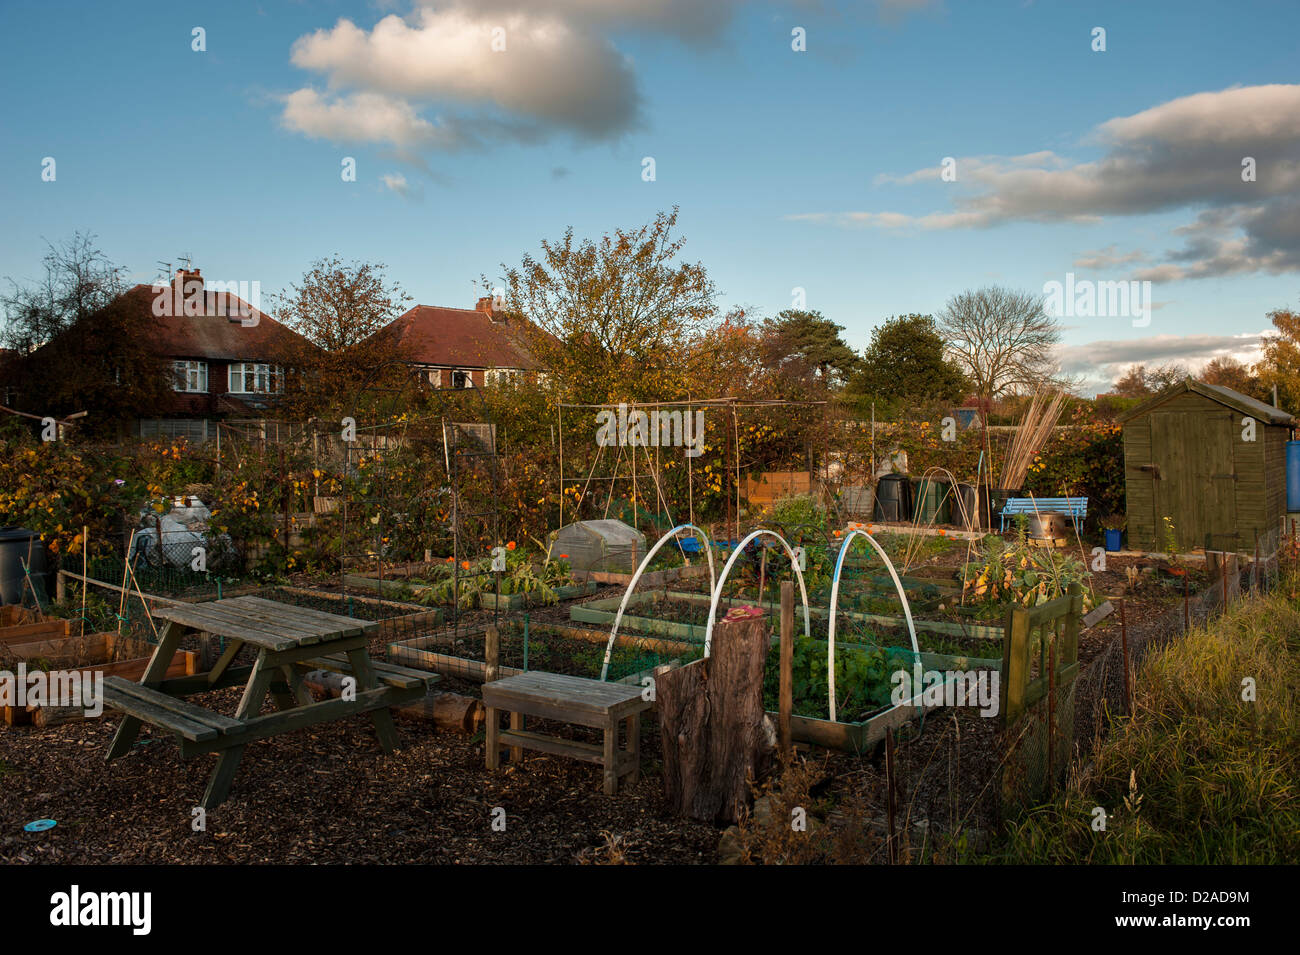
[102,595,436,808]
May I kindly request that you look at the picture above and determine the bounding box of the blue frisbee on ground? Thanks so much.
[23,819,57,832]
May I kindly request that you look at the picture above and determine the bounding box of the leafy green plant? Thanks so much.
[418,548,576,607]
[764,495,829,535]
[762,639,895,723]
[962,517,1091,611]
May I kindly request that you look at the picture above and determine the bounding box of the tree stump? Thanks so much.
[658,605,771,824]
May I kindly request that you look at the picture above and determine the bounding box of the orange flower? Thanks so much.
[445,556,453,563]
[461,560,471,570]
[506,540,516,550]
[833,529,842,537]
[560,553,569,559]
[938,529,946,537]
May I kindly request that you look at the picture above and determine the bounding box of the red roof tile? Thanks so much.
[374,304,541,370]
[116,281,315,361]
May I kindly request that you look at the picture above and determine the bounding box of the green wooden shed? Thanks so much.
[1118,379,1296,554]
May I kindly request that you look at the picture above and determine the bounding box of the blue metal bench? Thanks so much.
[999,496,1088,533]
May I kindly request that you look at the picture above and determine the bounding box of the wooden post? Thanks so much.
[1000,605,1031,725]
[779,580,793,762]
[657,606,770,824]
[484,625,501,770]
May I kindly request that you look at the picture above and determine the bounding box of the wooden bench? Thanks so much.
[101,678,244,742]
[480,671,652,795]
[1000,496,1087,533]
[297,652,436,692]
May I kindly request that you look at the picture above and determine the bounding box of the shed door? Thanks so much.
[1150,411,1237,550]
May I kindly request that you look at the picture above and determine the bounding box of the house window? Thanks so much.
[140,418,209,442]
[485,368,521,387]
[173,360,208,393]
[451,370,472,389]
[228,362,283,394]
[424,368,442,387]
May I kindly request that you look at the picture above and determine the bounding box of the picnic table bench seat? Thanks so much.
[999,496,1088,532]
[299,653,437,692]
[101,677,244,742]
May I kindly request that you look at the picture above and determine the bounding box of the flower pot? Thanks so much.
[1104,528,1122,552]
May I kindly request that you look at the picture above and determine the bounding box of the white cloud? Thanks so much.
[790,84,1300,279]
[281,89,456,149]
[1056,331,1269,394]
[421,0,744,42]
[283,7,640,151]
[381,172,423,200]
[1072,245,1147,270]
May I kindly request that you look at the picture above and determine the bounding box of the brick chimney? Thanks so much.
[476,295,507,323]
[170,268,204,318]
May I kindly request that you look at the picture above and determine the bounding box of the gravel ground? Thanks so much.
[0,682,719,865]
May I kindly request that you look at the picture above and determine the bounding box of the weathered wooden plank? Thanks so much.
[179,684,423,756]
[102,678,242,732]
[492,728,607,764]
[101,681,220,742]
[0,619,72,643]
[300,652,432,690]
[151,605,298,650]
[190,600,338,640]
[178,599,342,645]
[235,596,378,634]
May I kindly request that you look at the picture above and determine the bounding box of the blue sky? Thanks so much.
[2,0,1298,394]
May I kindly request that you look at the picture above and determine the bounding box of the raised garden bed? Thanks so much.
[477,581,599,610]
[269,585,441,637]
[569,590,999,754]
[571,589,1005,647]
[580,562,710,589]
[1,622,199,727]
[389,621,699,686]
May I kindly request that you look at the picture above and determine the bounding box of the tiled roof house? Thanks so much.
[88,268,318,441]
[371,297,545,389]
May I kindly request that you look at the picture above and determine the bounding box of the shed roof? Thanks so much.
[1117,377,1297,427]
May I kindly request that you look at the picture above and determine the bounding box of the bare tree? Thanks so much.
[1,234,167,436]
[937,286,1062,403]
[2,232,128,353]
